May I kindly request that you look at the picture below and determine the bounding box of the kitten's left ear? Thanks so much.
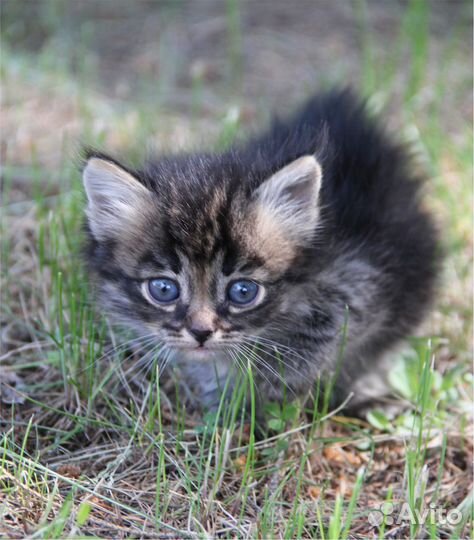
[83,157,150,241]
[253,155,323,243]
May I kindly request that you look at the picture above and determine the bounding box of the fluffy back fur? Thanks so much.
[82,89,439,409]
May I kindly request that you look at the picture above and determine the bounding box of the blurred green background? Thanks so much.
[2,1,472,164]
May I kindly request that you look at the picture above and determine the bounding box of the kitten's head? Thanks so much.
[82,152,323,359]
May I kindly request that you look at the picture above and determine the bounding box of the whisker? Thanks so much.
[236,342,296,395]
[242,334,312,365]
[119,338,162,376]
[227,348,245,380]
[239,337,314,385]
[77,332,159,375]
[230,344,280,393]
[241,336,314,374]
[126,341,166,379]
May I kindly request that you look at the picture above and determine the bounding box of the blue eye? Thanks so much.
[148,278,179,303]
[227,280,259,305]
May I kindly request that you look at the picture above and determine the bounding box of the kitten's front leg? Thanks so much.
[181,363,270,441]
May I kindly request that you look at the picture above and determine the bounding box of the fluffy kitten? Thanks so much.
[82,89,439,411]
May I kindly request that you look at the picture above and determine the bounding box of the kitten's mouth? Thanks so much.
[166,340,229,358]
[178,344,219,352]
[177,344,209,351]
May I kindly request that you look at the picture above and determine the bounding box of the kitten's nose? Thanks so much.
[189,327,212,345]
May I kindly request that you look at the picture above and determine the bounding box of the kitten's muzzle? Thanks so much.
[186,305,217,345]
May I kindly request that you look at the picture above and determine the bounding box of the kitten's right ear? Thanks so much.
[83,157,150,240]
[252,155,323,244]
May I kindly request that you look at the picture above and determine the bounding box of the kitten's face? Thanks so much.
[83,154,322,359]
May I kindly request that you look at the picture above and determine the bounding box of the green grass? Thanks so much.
[1,1,472,538]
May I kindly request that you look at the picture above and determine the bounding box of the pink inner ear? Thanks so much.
[83,157,154,241]
[250,156,322,250]
[280,176,316,206]
[255,155,322,213]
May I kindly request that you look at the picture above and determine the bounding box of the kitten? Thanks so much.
[82,89,439,412]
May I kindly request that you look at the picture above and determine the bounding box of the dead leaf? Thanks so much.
[56,464,81,479]
[323,444,362,466]
[233,455,247,473]
[307,485,321,500]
